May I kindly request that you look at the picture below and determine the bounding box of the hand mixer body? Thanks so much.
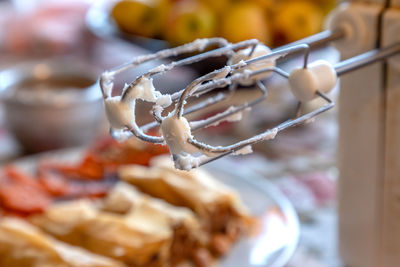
[326,1,400,266]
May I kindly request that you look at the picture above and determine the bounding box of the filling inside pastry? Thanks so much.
[119,155,254,256]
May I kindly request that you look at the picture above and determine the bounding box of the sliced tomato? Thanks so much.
[38,169,70,197]
[0,175,9,185]
[77,153,105,179]
[3,165,44,191]
[0,183,52,213]
[50,153,105,180]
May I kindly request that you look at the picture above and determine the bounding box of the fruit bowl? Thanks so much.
[86,0,169,52]
[87,0,334,49]
[86,0,230,75]
[86,0,335,76]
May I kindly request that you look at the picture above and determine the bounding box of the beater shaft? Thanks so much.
[335,43,400,75]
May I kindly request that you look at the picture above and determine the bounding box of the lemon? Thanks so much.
[200,0,247,13]
[272,1,323,45]
[164,1,217,45]
[312,0,336,14]
[220,2,272,44]
[200,0,230,13]
[111,0,170,38]
[251,0,276,12]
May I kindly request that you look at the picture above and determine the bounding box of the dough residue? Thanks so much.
[233,145,253,155]
[160,114,197,155]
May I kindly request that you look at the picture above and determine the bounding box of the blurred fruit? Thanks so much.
[110,0,333,48]
[111,0,170,38]
[220,2,271,44]
[200,0,233,13]
[251,0,275,11]
[312,0,336,14]
[272,1,323,45]
[165,1,217,45]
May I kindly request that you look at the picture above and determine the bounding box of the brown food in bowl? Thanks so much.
[0,61,103,153]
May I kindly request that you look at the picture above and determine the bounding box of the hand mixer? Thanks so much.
[99,1,400,266]
[99,12,398,169]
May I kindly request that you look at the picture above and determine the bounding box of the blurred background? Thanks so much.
[0,0,336,157]
[0,0,339,266]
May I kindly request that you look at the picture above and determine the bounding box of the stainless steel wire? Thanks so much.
[99,30,400,169]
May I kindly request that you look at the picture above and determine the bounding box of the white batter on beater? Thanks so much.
[160,114,209,170]
[159,109,272,170]
[210,106,246,126]
[174,153,206,170]
[161,114,197,155]
[189,106,248,129]
[105,77,171,130]
[228,44,275,85]
[233,145,253,155]
[129,77,172,105]
[105,95,135,130]
[101,39,283,170]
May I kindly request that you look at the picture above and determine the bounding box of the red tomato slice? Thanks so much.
[38,169,70,197]
[0,183,52,213]
[3,165,44,192]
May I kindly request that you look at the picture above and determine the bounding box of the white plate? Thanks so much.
[8,149,299,267]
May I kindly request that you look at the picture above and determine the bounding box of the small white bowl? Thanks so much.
[0,59,104,153]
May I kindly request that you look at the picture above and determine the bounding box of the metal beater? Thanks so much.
[99,29,399,170]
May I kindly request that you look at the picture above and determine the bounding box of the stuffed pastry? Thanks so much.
[30,199,170,267]
[0,217,125,267]
[102,182,208,265]
[119,156,254,255]
[32,182,211,266]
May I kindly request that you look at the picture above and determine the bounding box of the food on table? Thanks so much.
[103,182,205,264]
[0,217,124,267]
[0,138,167,215]
[49,138,169,180]
[317,0,337,14]
[0,166,52,214]
[110,0,335,46]
[164,1,217,45]
[0,138,254,266]
[31,199,172,266]
[32,182,208,266]
[111,0,170,38]
[120,155,254,255]
[252,0,275,10]
[199,0,231,13]
[37,164,110,198]
[220,2,271,44]
[8,77,95,104]
[272,0,324,45]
